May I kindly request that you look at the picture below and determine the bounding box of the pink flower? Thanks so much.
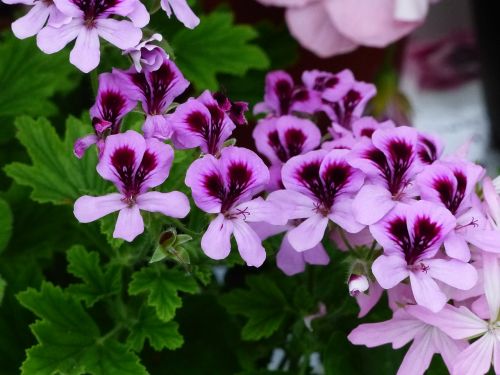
[254,71,321,116]
[257,0,436,58]
[116,58,190,139]
[253,115,321,190]
[74,72,137,158]
[348,308,468,375]
[185,147,286,267]
[349,126,423,225]
[2,0,70,39]
[170,90,236,155]
[212,92,249,126]
[161,0,199,29]
[124,33,169,73]
[36,0,148,72]
[74,130,190,241]
[370,201,477,312]
[268,149,365,251]
[407,253,500,375]
[348,274,369,296]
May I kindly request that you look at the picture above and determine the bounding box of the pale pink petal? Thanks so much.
[396,328,435,375]
[73,134,98,159]
[233,219,266,267]
[52,0,82,17]
[453,334,495,375]
[303,242,330,265]
[426,258,478,290]
[287,214,328,252]
[326,0,422,48]
[36,19,81,54]
[233,198,287,226]
[394,0,429,21]
[482,252,500,322]
[136,191,190,218]
[494,341,500,375]
[353,184,395,225]
[142,115,172,140]
[465,230,500,253]
[267,189,316,220]
[409,271,447,312]
[406,304,488,340]
[276,235,306,276]
[139,139,174,191]
[70,28,100,73]
[11,2,50,39]
[348,310,425,349]
[161,0,200,29]
[127,1,150,28]
[96,19,141,50]
[113,205,144,241]
[444,232,471,262]
[201,214,233,260]
[356,282,384,318]
[329,197,365,233]
[432,329,468,373]
[185,154,223,214]
[252,118,280,164]
[372,255,408,289]
[285,3,357,58]
[74,193,126,223]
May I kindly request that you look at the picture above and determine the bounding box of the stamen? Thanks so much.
[456,217,479,230]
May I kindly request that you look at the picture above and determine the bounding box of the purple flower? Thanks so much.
[36,0,148,72]
[74,72,137,158]
[253,115,321,190]
[370,201,477,312]
[322,79,376,129]
[417,160,500,261]
[185,147,285,267]
[74,130,190,241]
[212,92,249,126]
[124,33,169,73]
[302,69,354,101]
[349,126,423,225]
[117,58,190,139]
[254,70,321,116]
[160,0,199,29]
[171,90,236,155]
[349,308,468,375]
[268,149,365,252]
[416,132,443,165]
[3,0,70,39]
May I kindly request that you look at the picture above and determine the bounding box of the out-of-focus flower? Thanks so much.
[124,33,169,73]
[255,0,438,58]
[161,0,199,29]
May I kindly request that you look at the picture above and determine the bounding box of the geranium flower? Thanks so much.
[212,92,249,126]
[74,72,137,158]
[36,0,148,72]
[349,307,467,375]
[2,0,70,39]
[371,201,477,312]
[185,147,285,267]
[170,90,236,155]
[253,115,321,189]
[407,253,500,375]
[124,33,168,73]
[254,71,320,116]
[117,58,190,139]
[161,0,199,29]
[74,130,190,241]
[256,0,437,58]
[269,149,365,251]
[417,160,500,261]
[349,126,423,225]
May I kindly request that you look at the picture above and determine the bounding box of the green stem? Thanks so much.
[165,217,198,236]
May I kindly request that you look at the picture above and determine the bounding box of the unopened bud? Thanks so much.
[348,275,369,297]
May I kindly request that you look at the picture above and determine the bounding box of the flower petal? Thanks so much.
[161,0,200,29]
[136,191,190,218]
[329,197,365,233]
[353,184,395,225]
[233,219,266,267]
[11,2,50,39]
[36,19,80,54]
[409,271,447,313]
[201,214,233,260]
[287,214,328,252]
[267,189,316,220]
[70,27,100,73]
[396,329,435,375]
[453,334,495,375]
[482,252,500,323]
[185,154,223,213]
[426,258,478,291]
[276,235,306,276]
[96,19,142,50]
[113,205,144,242]
[138,139,174,191]
[74,193,126,223]
[372,255,408,289]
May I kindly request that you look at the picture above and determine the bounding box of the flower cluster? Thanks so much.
[73,61,500,374]
[1,0,199,72]
[255,0,439,57]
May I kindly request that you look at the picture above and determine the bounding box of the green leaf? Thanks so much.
[0,198,13,253]
[0,33,78,119]
[0,274,5,305]
[66,245,121,307]
[128,264,199,321]
[17,282,147,375]
[171,11,270,91]
[220,276,288,341]
[127,306,183,351]
[4,116,107,205]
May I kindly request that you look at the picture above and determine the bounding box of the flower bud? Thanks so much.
[348,274,369,297]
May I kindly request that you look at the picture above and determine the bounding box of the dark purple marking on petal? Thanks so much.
[291,88,309,103]
[97,90,127,133]
[359,127,375,138]
[203,172,225,201]
[418,135,438,164]
[185,104,227,155]
[134,150,158,189]
[147,63,177,114]
[275,79,293,115]
[268,130,288,163]
[228,101,248,126]
[313,75,339,91]
[387,139,415,195]
[433,170,467,214]
[212,92,231,111]
[284,128,306,158]
[387,215,441,264]
[73,0,120,25]
[111,146,136,194]
[223,162,253,212]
